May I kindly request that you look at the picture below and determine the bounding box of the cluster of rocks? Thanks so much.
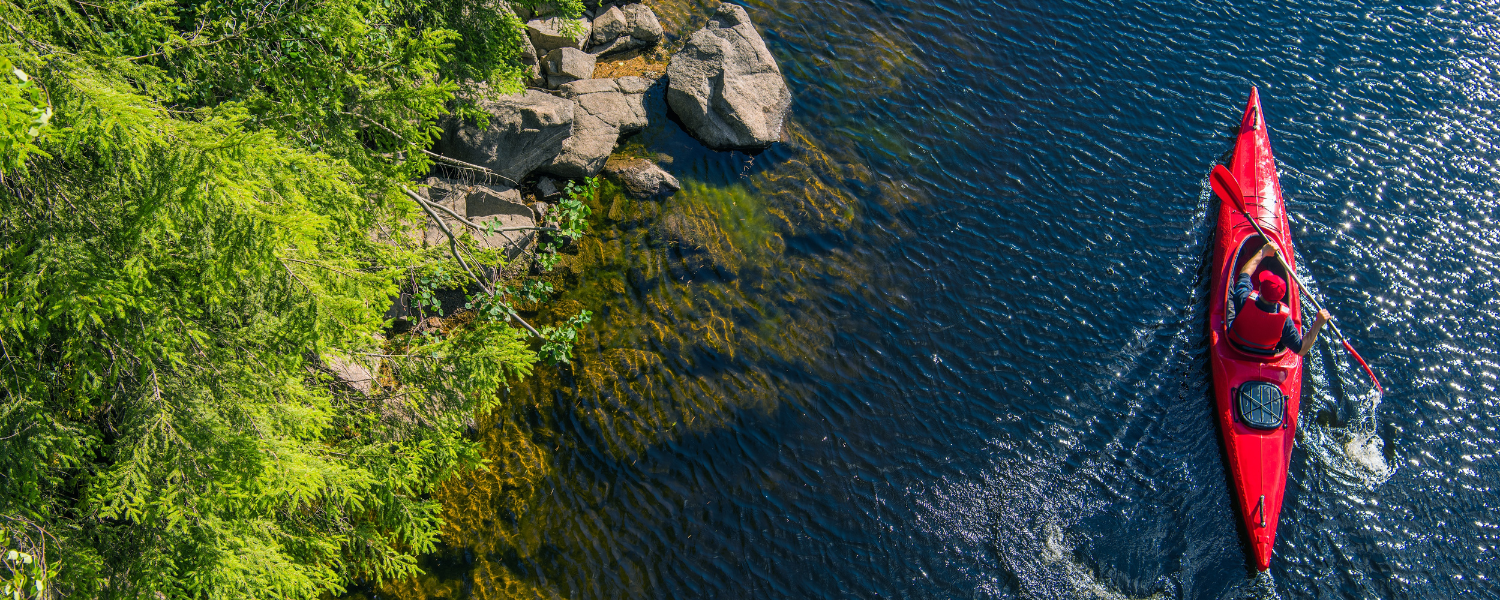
[414,178,539,256]
[372,2,797,390]
[434,1,679,205]
[517,1,665,89]
[421,2,791,256]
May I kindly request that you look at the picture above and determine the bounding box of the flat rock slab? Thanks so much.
[543,77,652,178]
[320,353,379,396]
[666,4,790,150]
[417,177,537,256]
[434,90,574,184]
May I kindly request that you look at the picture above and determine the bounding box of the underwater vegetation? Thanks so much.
[373,119,927,598]
[367,1,933,596]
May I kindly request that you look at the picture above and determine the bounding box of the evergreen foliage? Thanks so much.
[0,0,586,596]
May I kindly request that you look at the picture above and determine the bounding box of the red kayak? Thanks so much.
[1208,87,1304,572]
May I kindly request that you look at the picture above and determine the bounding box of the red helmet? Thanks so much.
[1255,271,1287,303]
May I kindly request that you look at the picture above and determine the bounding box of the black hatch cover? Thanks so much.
[1237,381,1286,430]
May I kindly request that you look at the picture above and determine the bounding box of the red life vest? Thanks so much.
[1229,291,1288,355]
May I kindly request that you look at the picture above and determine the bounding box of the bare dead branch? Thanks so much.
[345,112,521,187]
[404,186,491,296]
[401,187,546,337]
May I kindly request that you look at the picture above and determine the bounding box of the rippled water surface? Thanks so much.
[390,0,1500,597]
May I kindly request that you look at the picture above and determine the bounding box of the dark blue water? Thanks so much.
[404,0,1500,598]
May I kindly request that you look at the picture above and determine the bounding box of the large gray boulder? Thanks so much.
[591,6,630,46]
[666,4,790,150]
[434,90,574,184]
[518,34,544,87]
[623,3,663,44]
[543,77,651,178]
[511,1,537,20]
[527,16,590,53]
[535,176,562,200]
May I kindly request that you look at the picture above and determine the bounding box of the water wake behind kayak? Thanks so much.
[913,446,1173,600]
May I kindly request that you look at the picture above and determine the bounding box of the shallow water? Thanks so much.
[391,0,1500,597]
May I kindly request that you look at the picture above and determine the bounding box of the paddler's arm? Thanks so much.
[1240,243,1277,277]
[1294,309,1332,357]
[1232,244,1278,309]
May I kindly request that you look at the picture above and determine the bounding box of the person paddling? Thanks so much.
[1229,243,1331,357]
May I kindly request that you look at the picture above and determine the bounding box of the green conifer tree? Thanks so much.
[0,0,586,596]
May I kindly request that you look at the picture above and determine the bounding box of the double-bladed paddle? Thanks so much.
[1209,164,1385,394]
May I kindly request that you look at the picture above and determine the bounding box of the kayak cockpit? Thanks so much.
[1223,235,1294,361]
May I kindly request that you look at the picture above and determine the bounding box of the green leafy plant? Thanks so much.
[539,309,593,365]
[556,177,598,236]
[512,280,554,304]
[0,527,47,600]
[536,177,597,271]
[414,267,452,313]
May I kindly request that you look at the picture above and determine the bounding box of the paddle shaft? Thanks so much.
[1238,206,1334,332]
[1216,171,1385,394]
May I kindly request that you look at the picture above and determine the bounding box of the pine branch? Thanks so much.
[284,257,362,279]
[126,0,326,62]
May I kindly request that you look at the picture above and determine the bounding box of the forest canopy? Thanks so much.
[0,0,585,596]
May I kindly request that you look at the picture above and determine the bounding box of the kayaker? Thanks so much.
[1228,243,1331,357]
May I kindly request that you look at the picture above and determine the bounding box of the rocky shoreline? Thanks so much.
[418,1,791,258]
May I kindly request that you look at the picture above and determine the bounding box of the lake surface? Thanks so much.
[391,0,1500,597]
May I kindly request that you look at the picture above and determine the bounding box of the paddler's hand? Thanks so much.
[1260,243,1279,259]
[1314,309,1331,325]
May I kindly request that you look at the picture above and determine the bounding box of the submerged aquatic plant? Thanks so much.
[379,120,930,598]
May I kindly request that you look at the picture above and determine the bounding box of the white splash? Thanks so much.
[1344,429,1391,479]
[913,455,1171,600]
[1249,570,1282,600]
[1299,387,1395,489]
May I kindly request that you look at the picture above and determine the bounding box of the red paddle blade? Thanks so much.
[1343,339,1386,395]
[1210,164,1247,213]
